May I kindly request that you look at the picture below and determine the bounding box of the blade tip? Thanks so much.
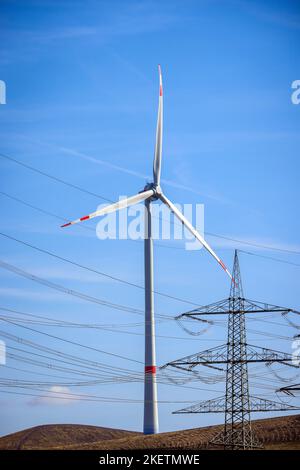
[158,65,163,96]
[61,222,71,228]
[219,259,234,282]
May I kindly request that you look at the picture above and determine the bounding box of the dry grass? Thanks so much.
[0,424,138,450]
[0,415,299,450]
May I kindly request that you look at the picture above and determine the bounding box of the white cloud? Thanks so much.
[28,386,75,406]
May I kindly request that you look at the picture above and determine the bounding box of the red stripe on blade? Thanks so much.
[145,365,156,374]
[61,222,71,228]
[159,85,163,96]
[219,260,227,271]
[80,215,90,222]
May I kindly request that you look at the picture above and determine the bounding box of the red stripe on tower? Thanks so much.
[145,365,156,374]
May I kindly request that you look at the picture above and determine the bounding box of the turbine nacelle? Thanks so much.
[143,182,162,200]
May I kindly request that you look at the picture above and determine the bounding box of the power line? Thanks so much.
[1,331,142,375]
[6,347,141,382]
[2,305,290,342]
[1,326,222,385]
[4,344,225,393]
[0,377,134,388]
[0,307,214,342]
[1,152,299,255]
[2,328,210,386]
[0,382,196,404]
[4,364,92,382]
[208,235,300,255]
[0,152,112,203]
[0,306,145,328]
[0,190,185,251]
[0,190,103,243]
[0,316,143,365]
[239,249,300,267]
[3,322,280,393]
[0,258,164,318]
[0,387,199,405]
[0,188,296,332]
[0,231,200,307]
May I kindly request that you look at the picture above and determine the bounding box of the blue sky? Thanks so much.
[0,0,300,436]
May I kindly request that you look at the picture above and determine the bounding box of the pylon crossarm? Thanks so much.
[162,343,299,369]
[161,344,228,371]
[243,298,296,314]
[173,396,225,414]
[177,297,296,318]
[173,396,300,414]
[277,383,300,395]
[161,362,224,373]
[249,396,300,412]
[176,298,231,320]
[247,344,300,367]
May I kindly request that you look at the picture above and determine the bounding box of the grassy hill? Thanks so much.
[0,415,299,450]
[0,424,139,450]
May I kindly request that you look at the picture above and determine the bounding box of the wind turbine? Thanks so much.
[61,66,233,435]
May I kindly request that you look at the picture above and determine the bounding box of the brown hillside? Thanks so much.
[0,415,299,450]
[0,424,139,450]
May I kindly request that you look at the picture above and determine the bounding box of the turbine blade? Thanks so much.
[61,189,154,228]
[159,193,233,281]
[153,64,163,186]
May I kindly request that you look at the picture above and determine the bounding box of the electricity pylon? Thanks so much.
[162,250,300,449]
[216,250,254,448]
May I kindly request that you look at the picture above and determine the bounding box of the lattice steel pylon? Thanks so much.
[212,250,257,449]
[162,250,300,450]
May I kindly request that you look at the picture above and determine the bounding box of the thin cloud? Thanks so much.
[0,1,179,64]
[28,386,75,406]
[234,0,300,30]
[41,142,226,201]
[5,133,223,201]
[0,287,74,302]
[21,26,97,43]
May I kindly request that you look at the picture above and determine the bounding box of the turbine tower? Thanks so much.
[61,66,233,434]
